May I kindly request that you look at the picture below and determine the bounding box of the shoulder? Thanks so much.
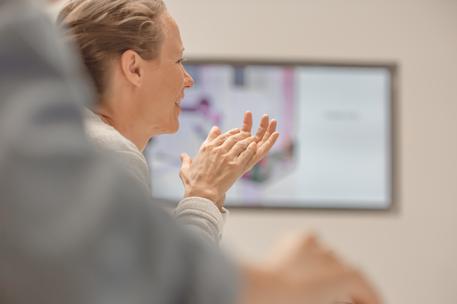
[84,109,139,155]
[83,109,151,190]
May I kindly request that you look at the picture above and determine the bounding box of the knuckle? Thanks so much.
[227,160,238,168]
[235,141,246,149]
[216,146,226,154]
[240,131,250,138]
[214,137,224,145]
[213,147,222,155]
[234,135,244,142]
[201,143,212,152]
[245,137,254,145]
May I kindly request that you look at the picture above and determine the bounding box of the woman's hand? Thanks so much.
[179,126,258,209]
[240,111,280,173]
[179,112,279,209]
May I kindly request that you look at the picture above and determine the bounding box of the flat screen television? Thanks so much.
[145,59,396,210]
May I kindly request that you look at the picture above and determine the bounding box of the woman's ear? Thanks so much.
[120,50,143,87]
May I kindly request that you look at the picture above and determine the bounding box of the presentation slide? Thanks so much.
[145,62,393,209]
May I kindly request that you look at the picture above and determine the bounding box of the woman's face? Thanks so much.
[136,12,194,135]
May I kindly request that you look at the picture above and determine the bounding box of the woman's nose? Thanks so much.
[184,69,194,88]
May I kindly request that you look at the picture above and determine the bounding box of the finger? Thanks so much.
[179,153,192,170]
[243,132,279,173]
[260,119,278,143]
[254,114,269,142]
[179,153,192,183]
[305,233,319,246]
[218,132,251,153]
[237,141,257,166]
[227,136,256,158]
[205,126,222,143]
[256,132,280,159]
[241,111,253,133]
[211,128,242,147]
[295,232,321,253]
[207,128,240,147]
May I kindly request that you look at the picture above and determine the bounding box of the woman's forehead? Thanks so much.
[161,13,183,54]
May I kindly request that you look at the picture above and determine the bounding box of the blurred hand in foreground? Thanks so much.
[240,234,382,304]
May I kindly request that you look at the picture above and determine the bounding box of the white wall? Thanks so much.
[166,0,457,303]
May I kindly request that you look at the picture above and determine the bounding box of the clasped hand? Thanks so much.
[179,112,279,209]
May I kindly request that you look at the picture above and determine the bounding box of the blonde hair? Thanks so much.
[57,0,166,95]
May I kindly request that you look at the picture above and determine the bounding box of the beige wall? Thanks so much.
[166,0,457,303]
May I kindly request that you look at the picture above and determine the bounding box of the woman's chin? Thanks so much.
[170,124,179,133]
[161,121,179,134]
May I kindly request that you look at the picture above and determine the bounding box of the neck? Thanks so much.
[94,100,151,152]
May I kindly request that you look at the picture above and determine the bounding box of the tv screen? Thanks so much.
[145,60,394,209]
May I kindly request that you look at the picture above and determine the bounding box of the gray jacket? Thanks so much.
[0,1,237,303]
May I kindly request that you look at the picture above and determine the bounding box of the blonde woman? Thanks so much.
[57,0,279,242]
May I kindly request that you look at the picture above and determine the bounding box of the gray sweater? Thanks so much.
[84,109,227,242]
[0,1,238,303]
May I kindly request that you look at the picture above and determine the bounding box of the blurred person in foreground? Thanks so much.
[0,0,382,304]
[56,0,280,243]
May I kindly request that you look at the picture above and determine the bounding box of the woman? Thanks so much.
[56,0,279,242]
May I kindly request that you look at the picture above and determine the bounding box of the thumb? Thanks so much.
[180,153,192,171]
[179,153,192,185]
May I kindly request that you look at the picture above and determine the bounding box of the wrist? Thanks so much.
[185,187,221,208]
